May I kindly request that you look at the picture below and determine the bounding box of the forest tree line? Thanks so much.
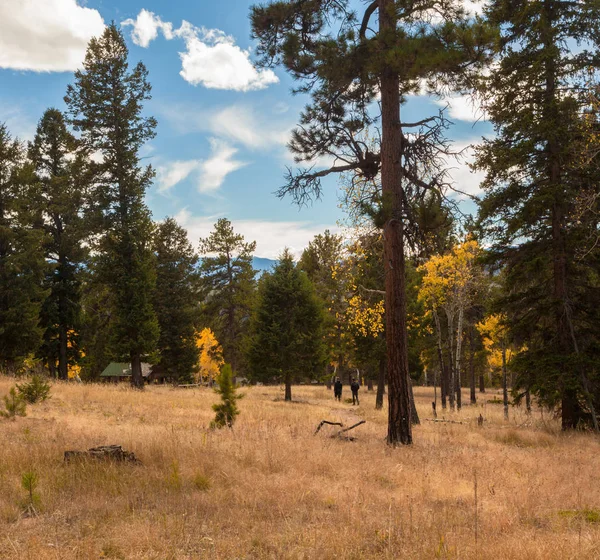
[2,0,600,444]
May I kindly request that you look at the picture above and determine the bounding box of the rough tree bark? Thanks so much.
[380,0,412,445]
[131,352,143,389]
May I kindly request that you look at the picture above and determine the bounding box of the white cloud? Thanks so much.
[154,139,246,194]
[0,0,104,72]
[160,103,292,151]
[174,209,340,259]
[435,94,485,122]
[122,11,278,92]
[156,159,200,192]
[446,139,486,199]
[121,9,173,48]
[198,139,247,193]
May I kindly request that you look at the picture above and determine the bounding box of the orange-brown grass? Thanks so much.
[1,378,599,559]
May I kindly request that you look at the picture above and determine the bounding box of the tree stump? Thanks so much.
[64,445,140,463]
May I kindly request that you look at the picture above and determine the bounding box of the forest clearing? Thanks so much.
[1,378,599,560]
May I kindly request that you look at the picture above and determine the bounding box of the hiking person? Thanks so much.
[350,378,360,405]
[333,377,342,402]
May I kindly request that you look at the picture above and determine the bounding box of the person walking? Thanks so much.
[350,378,360,405]
[333,377,342,402]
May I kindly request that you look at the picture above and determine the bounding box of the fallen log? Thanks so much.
[64,445,141,464]
[335,420,366,436]
[332,420,366,441]
[314,420,344,435]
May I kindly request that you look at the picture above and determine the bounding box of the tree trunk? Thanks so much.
[447,311,455,409]
[376,356,385,410]
[367,378,373,391]
[58,322,68,381]
[469,327,476,404]
[501,344,508,420]
[433,309,447,409]
[525,388,531,414]
[455,307,464,410]
[479,373,485,393]
[285,373,292,401]
[131,352,144,389]
[379,0,412,445]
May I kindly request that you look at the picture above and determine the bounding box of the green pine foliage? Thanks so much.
[199,218,257,376]
[0,125,47,374]
[29,108,88,380]
[475,0,600,429]
[16,375,51,404]
[299,230,350,377]
[65,24,159,388]
[211,364,243,428]
[248,249,326,401]
[1,387,27,419]
[154,218,201,383]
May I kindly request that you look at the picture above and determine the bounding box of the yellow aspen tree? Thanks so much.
[419,239,481,410]
[196,328,224,384]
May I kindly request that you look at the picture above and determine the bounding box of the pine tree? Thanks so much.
[251,0,494,444]
[65,24,159,388]
[299,230,350,380]
[248,249,326,401]
[0,125,47,374]
[28,109,88,380]
[154,218,201,383]
[198,219,257,376]
[211,363,243,428]
[475,0,600,430]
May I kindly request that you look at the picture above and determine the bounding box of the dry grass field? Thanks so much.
[0,377,599,559]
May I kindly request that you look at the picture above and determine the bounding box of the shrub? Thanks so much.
[1,387,27,419]
[211,363,243,428]
[16,374,51,404]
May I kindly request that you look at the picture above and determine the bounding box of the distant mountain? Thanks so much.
[253,257,277,274]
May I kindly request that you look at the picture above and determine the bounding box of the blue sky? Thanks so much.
[0,0,491,258]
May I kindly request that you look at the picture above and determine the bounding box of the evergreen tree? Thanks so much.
[299,230,350,380]
[154,218,201,383]
[0,125,47,373]
[28,109,88,380]
[251,0,494,444]
[475,0,600,429]
[211,363,243,428]
[65,24,159,388]
[248,249,326,401]
[198,218,257,375]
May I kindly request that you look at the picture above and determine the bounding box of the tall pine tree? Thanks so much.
[29,109,88,380]
[475,0,600,430]
[154,218,201,383]
[65,24,159,388]
[0,125,47,373]
[198,218,257,376]
[248,249,326,401]
[251,0,494,444]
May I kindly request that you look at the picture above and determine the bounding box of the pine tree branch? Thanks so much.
[359,2,378,40]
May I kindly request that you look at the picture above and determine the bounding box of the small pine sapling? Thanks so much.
[21,470,40,515]
[211,364,243,428]
[16,374,51,404]
[1,387,27,419]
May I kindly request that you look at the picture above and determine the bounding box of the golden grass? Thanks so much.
[0,378,599,559]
